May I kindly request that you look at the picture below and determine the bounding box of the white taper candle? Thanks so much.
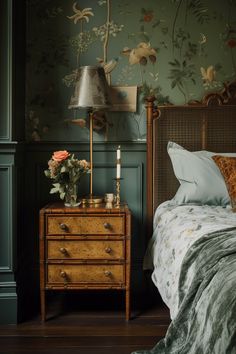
[116,145,121,178]
[116,164,121,179]
[117,145,121,159]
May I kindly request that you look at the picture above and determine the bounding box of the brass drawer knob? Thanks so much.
[59,247,67,254]
[60,271,67,278]
[105,247,112,254]
[59,223,68,231]
[104,270,112,277]
[103,222,111,229]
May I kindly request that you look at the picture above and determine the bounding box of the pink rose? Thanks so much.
[52,150,70,162]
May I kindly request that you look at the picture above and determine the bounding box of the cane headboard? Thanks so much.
[146,81,236,240]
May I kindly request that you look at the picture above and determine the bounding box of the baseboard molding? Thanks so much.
[0,292,17,324]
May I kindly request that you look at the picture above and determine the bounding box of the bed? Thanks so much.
[132,81,236,354]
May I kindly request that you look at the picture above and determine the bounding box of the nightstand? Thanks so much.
[39,202,131,321]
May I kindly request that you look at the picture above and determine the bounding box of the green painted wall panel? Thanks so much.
[23,142,147,305]
[0,166,12,270]
[0,295,17,324]
[0,153,18,324]
[0,0,17,325]
[0,0,11,141]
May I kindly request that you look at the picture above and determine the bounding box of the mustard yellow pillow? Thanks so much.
[212,155,236,210]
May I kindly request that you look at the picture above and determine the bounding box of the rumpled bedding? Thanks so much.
[132,201,236,354]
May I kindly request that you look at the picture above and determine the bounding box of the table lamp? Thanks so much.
[69,65,111,204]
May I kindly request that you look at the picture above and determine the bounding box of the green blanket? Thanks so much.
[132,227,236,354]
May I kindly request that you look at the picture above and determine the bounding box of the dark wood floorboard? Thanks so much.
[0,297,170,354]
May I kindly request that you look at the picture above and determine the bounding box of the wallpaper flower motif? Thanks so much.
[64,0,125,138]
[200,65,220,89]
[67,3,94,24]
[122,42,157,65]
[26,0,236,142]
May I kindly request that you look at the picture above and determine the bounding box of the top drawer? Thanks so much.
[46,214,125,236]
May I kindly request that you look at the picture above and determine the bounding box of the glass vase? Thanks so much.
[64,183,80,207]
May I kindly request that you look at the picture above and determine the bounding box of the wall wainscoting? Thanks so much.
[7,141,147,323]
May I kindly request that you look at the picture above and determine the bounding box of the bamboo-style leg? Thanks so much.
[40,289,46,321]
[125,288,130,321]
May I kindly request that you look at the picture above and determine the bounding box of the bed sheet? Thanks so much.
[143,201,236,319]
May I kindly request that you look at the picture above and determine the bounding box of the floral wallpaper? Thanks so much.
[26,0,236,142]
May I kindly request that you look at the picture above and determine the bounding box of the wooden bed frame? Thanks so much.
[146,80,236,241]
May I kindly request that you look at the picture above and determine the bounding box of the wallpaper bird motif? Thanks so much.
[26,0,236,142]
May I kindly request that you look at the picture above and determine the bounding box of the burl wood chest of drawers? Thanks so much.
[39,202,131,320]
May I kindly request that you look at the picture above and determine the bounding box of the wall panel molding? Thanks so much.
[0,165,13,273]
[0,157,17,324]
[0,0,12,141]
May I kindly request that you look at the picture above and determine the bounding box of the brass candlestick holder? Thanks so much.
[114,178,123,207]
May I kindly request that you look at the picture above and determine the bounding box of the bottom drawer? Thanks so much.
[47,264,124,284]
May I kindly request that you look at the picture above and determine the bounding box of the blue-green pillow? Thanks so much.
[167,142,236,206]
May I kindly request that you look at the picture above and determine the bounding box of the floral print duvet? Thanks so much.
[143,201,236,319]
[131,201,236,353]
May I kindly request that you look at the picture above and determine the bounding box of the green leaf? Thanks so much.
[60,192,65,200]
[50,187,59,194]
[171,80,177,89]
[44,170,50,177]
[169,60,180,67]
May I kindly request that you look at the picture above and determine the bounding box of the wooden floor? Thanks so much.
[0,292,170,354]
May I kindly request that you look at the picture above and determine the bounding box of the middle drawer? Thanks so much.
[47,240,124,260]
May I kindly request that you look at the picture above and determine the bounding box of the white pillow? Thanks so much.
[167,141,236,206]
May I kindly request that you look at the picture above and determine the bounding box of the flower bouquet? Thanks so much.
[44,150,90,207]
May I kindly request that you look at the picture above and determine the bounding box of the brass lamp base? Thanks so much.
[81,195,104,205]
